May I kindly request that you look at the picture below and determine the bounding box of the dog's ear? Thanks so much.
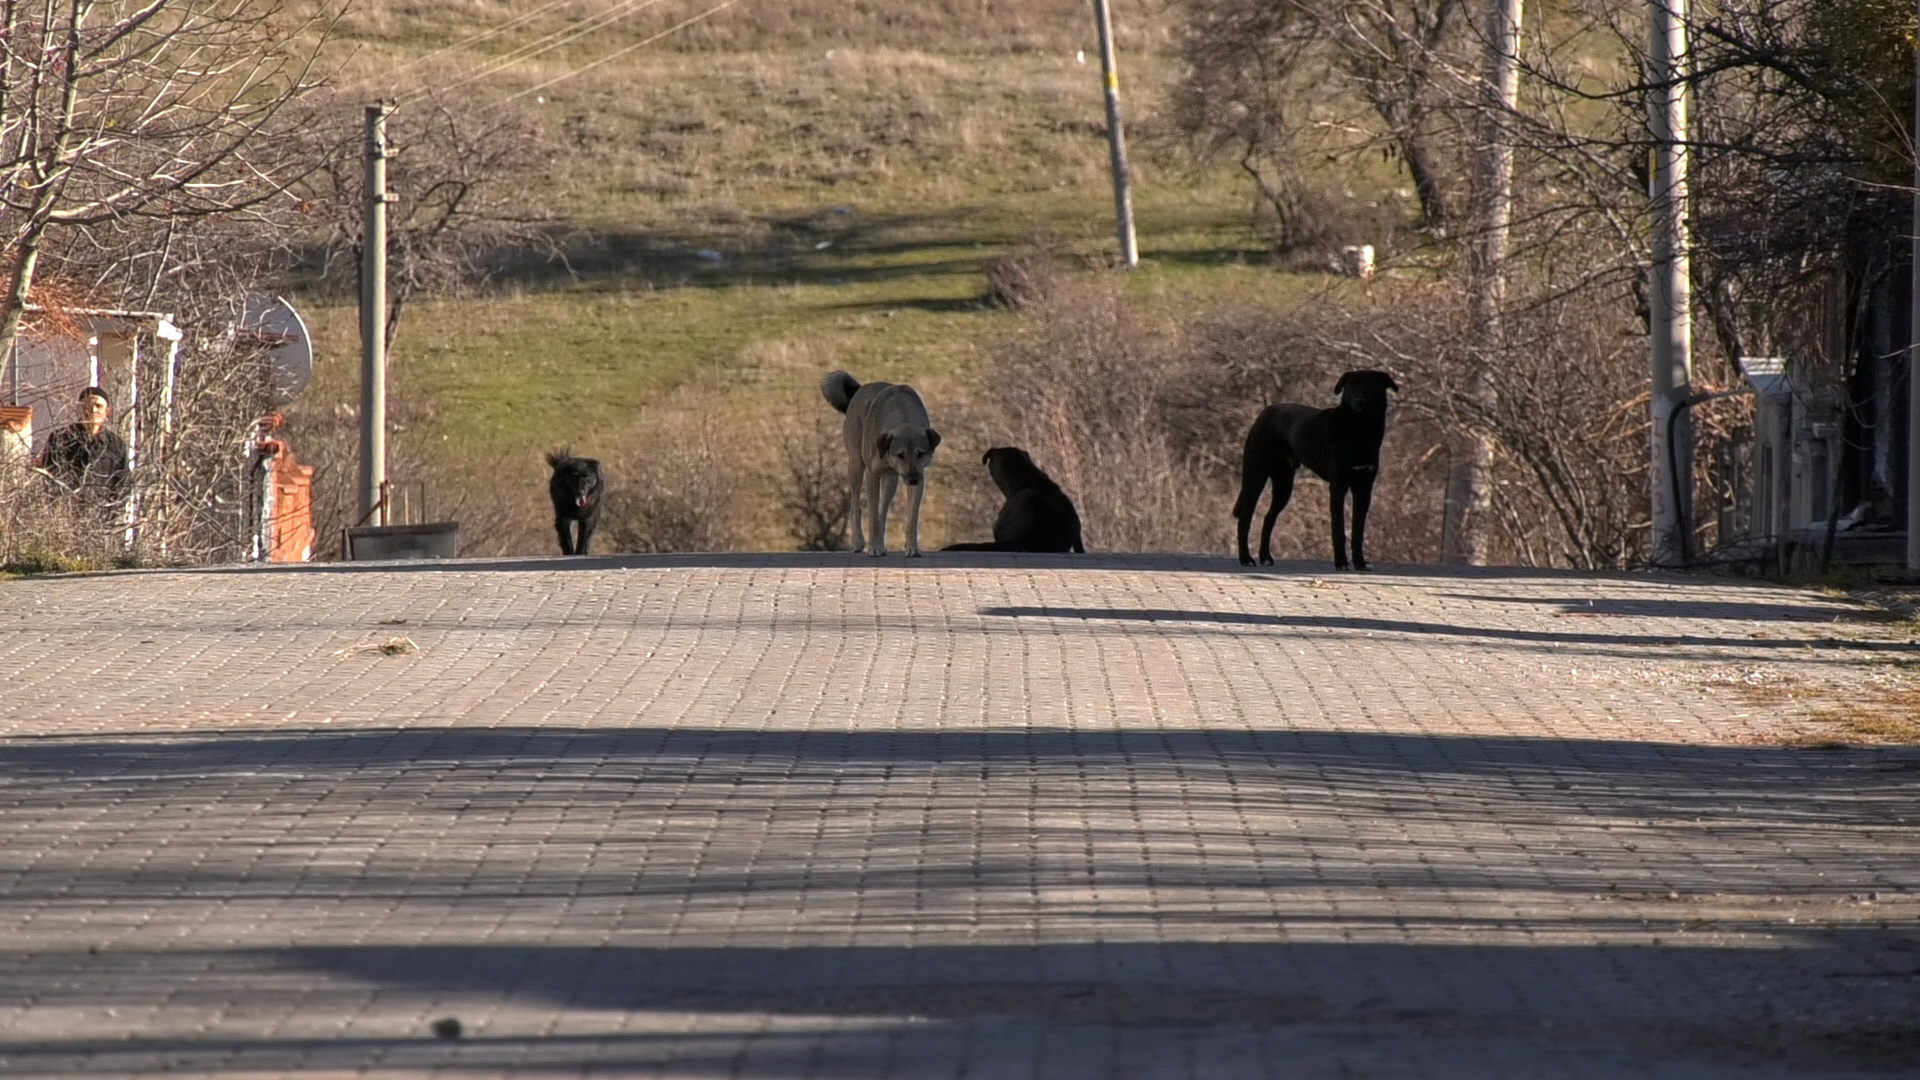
[981,447,994,464]
[875,432,893,455]
[1334,372,1351,396]
[927,429,942,451]
[1384,373,1399,392]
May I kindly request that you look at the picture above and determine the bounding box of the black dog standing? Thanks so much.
[1234,369,1397,570]
[546,450,605,555]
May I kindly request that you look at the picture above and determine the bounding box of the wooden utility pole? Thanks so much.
[358,103,390,527]
[1648,0,1692,568]
[1093,0,1138,268]
[1443,0,1523,566]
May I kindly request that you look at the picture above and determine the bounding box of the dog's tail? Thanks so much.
[821,371,860,414]
[545,446,572,469]
[941,541,1003,551]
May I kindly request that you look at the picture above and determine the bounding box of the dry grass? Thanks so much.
[338,0,1181,58]
[1803,691,1920,746]
[1732,674,1920,749]
[0,471,135,573]
[258,0,1433,559]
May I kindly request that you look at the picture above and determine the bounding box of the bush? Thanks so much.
[760,410,849,551]
[981,247,1067,310]
[1,546,98,576]
[600,412,745,553]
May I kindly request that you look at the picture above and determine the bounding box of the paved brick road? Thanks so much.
[0,554,1916,1078]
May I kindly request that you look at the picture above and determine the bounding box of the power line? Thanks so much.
[497,0,743,106]
[332,0,580,100]
[400,0,673,104]
[401,0,584,74]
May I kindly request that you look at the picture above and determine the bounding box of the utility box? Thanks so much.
[344,521,460,561]
[1736,355,1849,540]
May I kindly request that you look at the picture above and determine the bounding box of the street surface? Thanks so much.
[0,553,1915,1078]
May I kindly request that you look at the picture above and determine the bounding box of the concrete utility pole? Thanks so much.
[1909,0,1920,571]
[1093,0,1138,268]
[358,102,390,527]
[1648,1,1693,568]
[1443,0,1523,566]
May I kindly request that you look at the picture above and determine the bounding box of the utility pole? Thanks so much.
[1909,0,1920,571]
[1443,0,1523,566]
[358,102,390,528]
[1648,0,1692,568]
[1092,0,1138,268]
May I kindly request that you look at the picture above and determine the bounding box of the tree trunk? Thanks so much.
[1401,133,1450,233]
[1443,0,1522,566]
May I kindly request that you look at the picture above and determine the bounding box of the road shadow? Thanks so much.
[1,724,1913,1075]
[2,723,1913,840]
[976,606,1919,654]
[1439,593,1876,623]
[60,552,1858,592]
[0,934,1913,1076]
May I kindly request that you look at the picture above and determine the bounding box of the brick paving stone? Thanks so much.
[0,552,1915,1078]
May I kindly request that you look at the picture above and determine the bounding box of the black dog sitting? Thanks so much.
[1234,369,1397,570]
[546,449,605,555]
[944,446,1086,553]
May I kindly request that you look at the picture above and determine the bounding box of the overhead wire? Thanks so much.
[496,0,742,106]
[397,0,673,105]
[330,0,579,102]
[397,0,584,74]
[321,0,744,183]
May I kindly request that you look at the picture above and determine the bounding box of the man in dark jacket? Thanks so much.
[35,386,130,497]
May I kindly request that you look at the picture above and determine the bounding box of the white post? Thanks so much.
[154,320,181,560]
[1092,0,1138,268]
[1444,0,1524,566]
[1648,0,1692,568]
[358,103,390,528]
[122,331,142,550]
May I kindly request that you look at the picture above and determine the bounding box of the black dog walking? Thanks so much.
[546,449,605,555]
[1234,369,1397,570]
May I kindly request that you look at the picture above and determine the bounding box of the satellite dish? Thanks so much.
[239,294,313,405]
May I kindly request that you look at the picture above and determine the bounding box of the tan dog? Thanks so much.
[821,370,941,556]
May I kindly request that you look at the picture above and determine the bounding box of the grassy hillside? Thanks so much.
[288,0,1372,553]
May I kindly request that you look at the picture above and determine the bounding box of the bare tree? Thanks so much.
[1170,0,1465,241]
[0,0,330,368]
[298,88,558,349]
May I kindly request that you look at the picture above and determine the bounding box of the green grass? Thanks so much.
[0,549,99,576]
[283,2,1427,551]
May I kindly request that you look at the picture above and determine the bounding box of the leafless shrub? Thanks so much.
[0,475,128,570]
[601,413,745,554]
[279,392,442,560]
[296,85,560,346]
[759,410,848,551]
[971,264,1744,569]
[1250,272,1694,569]
[980,280,1234,553]
[982,247,1068,310]
[1167,0,1464,254]
[0,321,310,568]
